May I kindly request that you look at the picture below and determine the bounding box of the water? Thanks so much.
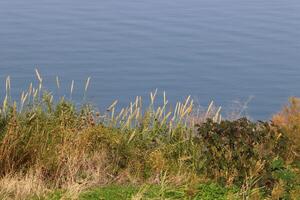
[1,0,300,119]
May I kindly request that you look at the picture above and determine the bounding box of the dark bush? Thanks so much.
[196,118,289,188]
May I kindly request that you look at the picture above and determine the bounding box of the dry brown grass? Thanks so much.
[0,149,110,200]
[0,172,48,200]
[272,97,300,160]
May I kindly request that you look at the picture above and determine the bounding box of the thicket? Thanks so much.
[0,73,299,199]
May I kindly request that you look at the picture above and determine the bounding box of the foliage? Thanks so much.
[0,73,299,199]
[271,97,300,199]
[196,118,289,189]
[273,97,300,161]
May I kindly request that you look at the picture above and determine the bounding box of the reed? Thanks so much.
[0,70,298,199]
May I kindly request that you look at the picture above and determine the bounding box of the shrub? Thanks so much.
[272,97,300,199]
[195,118,289,188]
[272,97,300,161]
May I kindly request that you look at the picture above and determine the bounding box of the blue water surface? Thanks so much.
[1,0,300,119]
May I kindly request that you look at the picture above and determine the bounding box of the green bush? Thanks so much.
[196,118,289,188]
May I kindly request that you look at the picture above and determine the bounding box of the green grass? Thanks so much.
[41,183,235,200]
[79,185,138,200]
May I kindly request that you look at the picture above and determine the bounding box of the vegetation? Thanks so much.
[0,70,299,199]
[60,183,234,200]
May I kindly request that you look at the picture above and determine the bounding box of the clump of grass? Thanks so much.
[0,172,48,200]
[0,70,216,193]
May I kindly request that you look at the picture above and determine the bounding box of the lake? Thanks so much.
[0,0,300,119]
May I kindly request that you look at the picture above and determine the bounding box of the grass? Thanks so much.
[79,185,138,200]
[0,69,299,199]
[40,183,235,200]
[79,183,234,200]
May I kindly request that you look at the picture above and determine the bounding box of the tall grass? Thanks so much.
[0,70,299,199]
[0,70,221,198]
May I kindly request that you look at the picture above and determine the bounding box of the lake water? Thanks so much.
[1,0,300,119]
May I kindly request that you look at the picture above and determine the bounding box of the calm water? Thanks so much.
[1,0,300,119]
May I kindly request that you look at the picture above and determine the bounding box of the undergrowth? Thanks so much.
[0,71,299,199]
